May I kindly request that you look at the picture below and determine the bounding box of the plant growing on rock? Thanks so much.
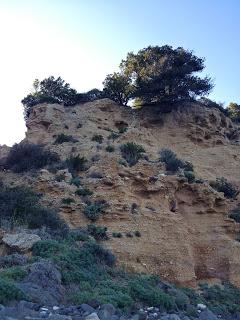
[106,145,115,152]
[87,224,109,240]
[4,142,59,173]
[65,155,88,174]
[0,278,25,304]
[84,201,107,221]
[54,133,78,144]
[92,134,104,144]
[120,142,145,166]
[62,198,75,205]
[75,187,93,197]
[210,177,239,199]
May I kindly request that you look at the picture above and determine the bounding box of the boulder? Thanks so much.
[98,304,116,320]
[198,309,218,320]
[86,313,100,320]
[18,261,64,306]
[2,233,41,252]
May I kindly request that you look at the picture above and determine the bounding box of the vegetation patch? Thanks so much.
[120,142,145,166]
[62,198,75,205]
[65,155,88,174]
[54,133,78,144]
[84,201,107,221]
[106,145,115,152]
[0,278,25,304]
[87,224,109,241]
[4,142,59,173]
[75,187,93,197]
[210,177,239,199]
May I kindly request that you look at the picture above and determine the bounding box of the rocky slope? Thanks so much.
[1,99,240,288]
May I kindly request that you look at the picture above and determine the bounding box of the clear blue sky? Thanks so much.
[0,0,239,145]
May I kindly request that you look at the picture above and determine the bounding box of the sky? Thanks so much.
[0,0,239,146]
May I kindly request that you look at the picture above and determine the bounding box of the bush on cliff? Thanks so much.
[120,142,145,166]
[4,142,59,173]
[0,183,67,231]
[210,177,239,199]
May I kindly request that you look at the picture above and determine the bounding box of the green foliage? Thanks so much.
[70,177,81,187]
[0,267,27,281]
[112,232,123,238]
[134,231,141,237]
[106,145,115,152]
[0,278,25,304]
[160,148,185,172]
[229,207,240,223]
[126,232,133,238]
[120,142,145,166]
[0,183,67,231]
[84,202,106,221]
[227,102,240,122]
[21,76,90,120]
[4,142,59,173]
[103,72,134,106]
[65,155,87,174]
[184,171,195,183]
[108,132,120,140]
[87,224,109,241]
[54,133,78,144]
[62,198,75,205]
[75,187,93,197]
[129,275,174,309]
[55,174,65,182]
[92,134,103,144]
[210,177,239,199]
[120,45,213,105]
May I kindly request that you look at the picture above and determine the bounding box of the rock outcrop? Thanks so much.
[1,99,240,288]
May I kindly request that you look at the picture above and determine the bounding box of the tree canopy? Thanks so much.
[103,45,213,106]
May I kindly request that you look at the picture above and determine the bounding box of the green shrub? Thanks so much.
[0,278,25,304]
[4,142,59,173]
[108,132,120,140]
[84,202,106,221]
[160,149,185,173]
[119,127,128,134]
[184,171,195,183]
[106,145,115,152]
[62,198,75,205]
[70,177,81,187]
[54,133,78,144]
[65,155,87,174]
[0,183,67,231]
[134,231,141,237]
[210,177,239,199]
[126,232,133,238]
[120,142,145,166]
[112,232,123,238]
[129,275,174,309]
[92,134,103,144]
[75,187,93,197]
[229,207,240,222]
[87,224,109,241]
[0,267,27,281]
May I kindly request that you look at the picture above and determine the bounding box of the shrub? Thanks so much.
[106,145,115,152]
[0,278,25,304]
[70,177,81,187]
[120,142,145,166]
[210,177,239,199]
[129,275,174,309]
[62,198,75,205]
[112,232,123,238]
[65,155,87,174]
[184,171,195,183]
[4,142,59,173]
[0,267,27,281]
[126,232,133,238]
[87,224,109,241]
[229,207,240,223]
[134,231,141,237]
[84,202,106,221]
[160,149,185,173]
[92,134,103,144]
[75,188,93,197]
[0,184,67,231]
[54,133,78,144]
[108,132,120,140]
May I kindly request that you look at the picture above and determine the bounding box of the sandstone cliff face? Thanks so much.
[2,99,240,288]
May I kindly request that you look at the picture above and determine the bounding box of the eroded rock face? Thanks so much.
[2,99,240,288]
